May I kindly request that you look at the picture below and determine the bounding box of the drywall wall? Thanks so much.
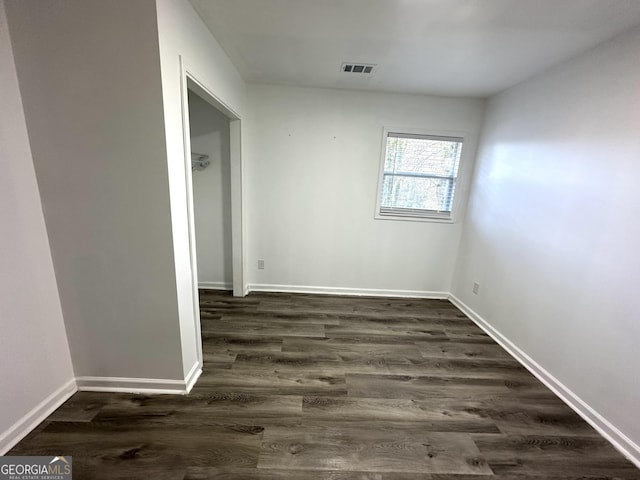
[453,25,640,457]
[6,0,185,381]
[189,91,232,288]
[0,0,75,453]
[156,0,246,375]
[245,84,484,294]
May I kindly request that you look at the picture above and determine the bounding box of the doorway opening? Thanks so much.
[187,90,233,291]
[180,62,244,368]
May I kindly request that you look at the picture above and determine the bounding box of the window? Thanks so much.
[376,129,464,221]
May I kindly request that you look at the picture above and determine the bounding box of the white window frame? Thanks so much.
[374,126,468,223]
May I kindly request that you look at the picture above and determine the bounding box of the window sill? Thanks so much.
[374,212,455,224]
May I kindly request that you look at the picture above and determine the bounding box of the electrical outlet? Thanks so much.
[472,282,480,295]
[258,259,265,270]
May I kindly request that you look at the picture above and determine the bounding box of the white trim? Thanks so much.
[0,378,77,455]
[182,62,241,120]
[198,281,232,290]
[77,375,190,395]
[179,56,204,372]
[448,294,640,469]
[229,118,245,297]
[246,283,448,299]
[375,213,455,224]
[183,361,202,394]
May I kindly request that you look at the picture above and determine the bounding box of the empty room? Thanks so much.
[1,0,639,478]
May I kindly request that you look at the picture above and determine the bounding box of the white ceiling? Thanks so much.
[190,0,640,97]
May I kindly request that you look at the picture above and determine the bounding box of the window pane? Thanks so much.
[385,135,461,177]
[380,133,463,217]
[381,175,455,212]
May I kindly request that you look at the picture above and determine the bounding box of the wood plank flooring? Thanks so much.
[9,290,639,479]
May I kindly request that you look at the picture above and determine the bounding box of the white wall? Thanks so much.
[453,25,640,459]
[0,0,75,453]
[246,84,484,295]
[6,0,185,381]
[189,91,232,288]
[155,0,246,375]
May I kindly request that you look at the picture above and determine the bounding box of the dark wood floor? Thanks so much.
[10,290,639,479]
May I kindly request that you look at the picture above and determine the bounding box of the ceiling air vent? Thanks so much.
[341,63,375,74]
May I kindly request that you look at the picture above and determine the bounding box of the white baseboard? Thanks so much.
[0,378,77,455]
[76,373,195,395]
[199,281,232,290]
[448,294,640,469]
[1,364,204,453]
[184,361,202,394]
[246,283,448,299]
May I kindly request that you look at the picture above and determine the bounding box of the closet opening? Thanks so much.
[180,62,244,368]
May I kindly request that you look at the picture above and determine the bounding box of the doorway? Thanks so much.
[187,90,233,290]
[179,62,244,368]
